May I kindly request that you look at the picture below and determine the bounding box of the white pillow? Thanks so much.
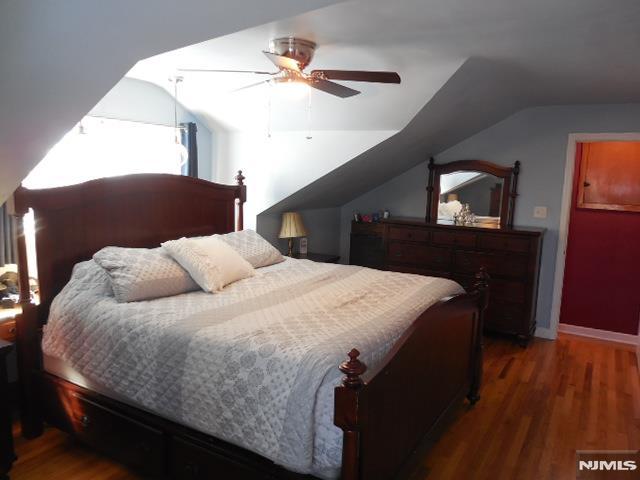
[93,246,199,302]
[162,236,255,292]
[217,229,284,268]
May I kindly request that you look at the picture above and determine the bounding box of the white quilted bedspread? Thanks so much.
[43,257,462,478]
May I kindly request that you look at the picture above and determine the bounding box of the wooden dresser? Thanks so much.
[350,218,544,344]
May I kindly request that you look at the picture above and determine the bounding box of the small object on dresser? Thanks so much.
[299,237,308,255]
[371,212,381,223]
[353,212,361,222]
[383,209,390,219]
[361,214,372,223]
[0,340,16,478]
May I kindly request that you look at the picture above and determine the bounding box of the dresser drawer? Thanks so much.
[351,222,384,235]
[484,301,528,335]
[454,251,527,278]
[477,234,531,253]
[387,242,451,269]
[450,275,526,302]
[431,230,477,248]
[388,226,430,243]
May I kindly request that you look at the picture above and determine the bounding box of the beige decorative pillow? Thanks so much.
[218,229,284,268]
[162,236,255,292]
[93,246,199,302]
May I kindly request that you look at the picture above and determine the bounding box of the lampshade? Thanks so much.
[279,212,307,239]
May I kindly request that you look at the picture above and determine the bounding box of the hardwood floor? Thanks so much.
[9,333,640,479]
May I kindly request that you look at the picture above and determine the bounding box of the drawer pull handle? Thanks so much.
[80,415,90,428]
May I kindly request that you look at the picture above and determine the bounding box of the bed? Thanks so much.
[10,172,488,480]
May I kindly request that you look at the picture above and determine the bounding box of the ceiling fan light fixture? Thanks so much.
[273,77,309,100]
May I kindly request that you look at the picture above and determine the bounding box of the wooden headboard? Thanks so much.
[10,172,246,323]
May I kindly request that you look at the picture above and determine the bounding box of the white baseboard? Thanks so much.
[558,323,639,345]
[534,327,556,340]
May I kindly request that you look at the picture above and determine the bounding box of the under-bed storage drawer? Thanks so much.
[170,435,277,480]
[41,375,166,477]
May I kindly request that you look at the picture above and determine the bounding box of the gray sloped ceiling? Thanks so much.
[262,57,536,213]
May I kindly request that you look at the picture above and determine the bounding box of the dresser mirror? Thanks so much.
[426,158,520,229]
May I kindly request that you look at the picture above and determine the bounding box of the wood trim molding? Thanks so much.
[534,326,555,340]
[558,323,639,346]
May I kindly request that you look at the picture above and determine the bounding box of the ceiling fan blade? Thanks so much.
[305,77,360,98]
[311,70,401,84]
[232,79,271,93]
[179,68,276,75]
[262,51,301,72]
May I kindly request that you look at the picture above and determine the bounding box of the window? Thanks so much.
[23,116,187,278]
[23,116,184,189]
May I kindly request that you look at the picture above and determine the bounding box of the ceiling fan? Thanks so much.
[179,37,401,98]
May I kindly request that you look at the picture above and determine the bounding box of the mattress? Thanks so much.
[42,257,463,478]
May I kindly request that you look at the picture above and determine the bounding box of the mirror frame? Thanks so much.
[426,158,520,228]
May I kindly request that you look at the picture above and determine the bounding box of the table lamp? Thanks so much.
[279,212,307,256]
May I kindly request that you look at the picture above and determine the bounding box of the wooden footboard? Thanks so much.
[335,269,489,480]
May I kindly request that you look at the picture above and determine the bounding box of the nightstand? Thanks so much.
[292,252,340,264]
[0,307,18,343]
[0,340,15,479]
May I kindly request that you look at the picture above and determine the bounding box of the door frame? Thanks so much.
[549,132,640,339]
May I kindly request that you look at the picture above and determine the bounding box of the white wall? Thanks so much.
[217,129,396,228]
[90,77,214,180]
[340,104,640,332]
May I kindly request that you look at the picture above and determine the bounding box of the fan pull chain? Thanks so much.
[306,86,312,140]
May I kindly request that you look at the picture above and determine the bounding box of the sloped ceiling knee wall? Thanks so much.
[262,57,536,215]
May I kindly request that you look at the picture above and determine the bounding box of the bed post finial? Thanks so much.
[235,170,245,186]
[339,348,367,389]
[235,170,246,231]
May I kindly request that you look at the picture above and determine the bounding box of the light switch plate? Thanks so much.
[533,206,548,219]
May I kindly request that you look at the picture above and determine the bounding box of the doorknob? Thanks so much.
[583,181,591,187]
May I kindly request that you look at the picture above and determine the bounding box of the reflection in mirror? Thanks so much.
[437,171,503,228]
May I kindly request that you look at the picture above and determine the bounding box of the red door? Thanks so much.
[560,142,640,335]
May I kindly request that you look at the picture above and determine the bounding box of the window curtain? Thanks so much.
[180,122,198,178]
[0,203,17,267]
